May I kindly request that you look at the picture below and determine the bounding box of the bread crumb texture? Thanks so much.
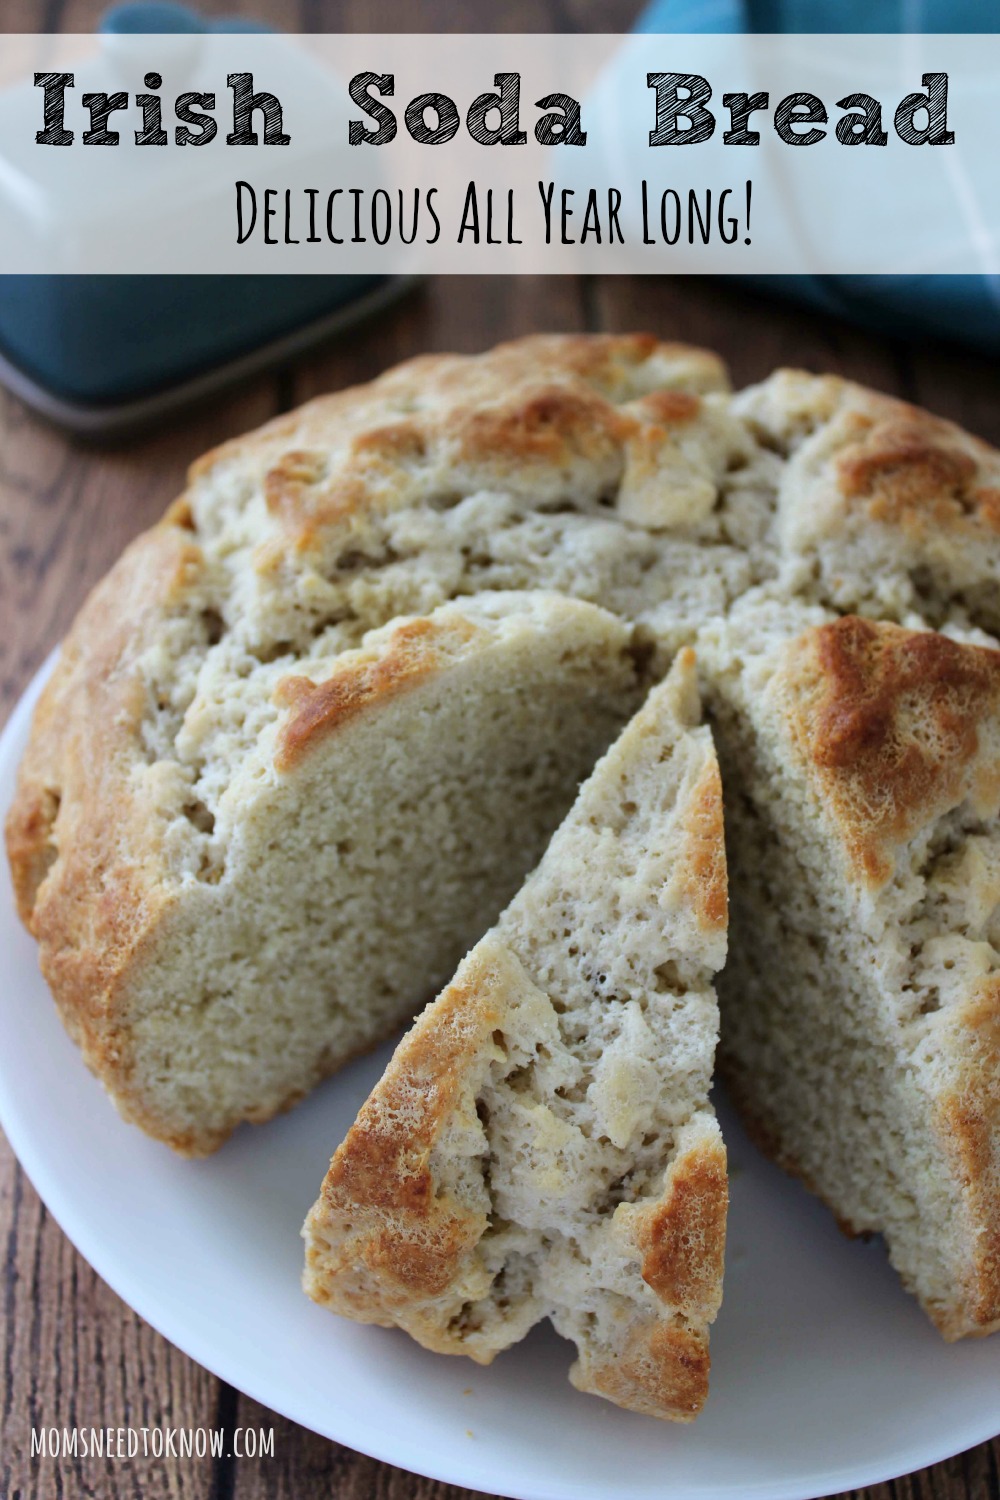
[304,653,728,1421]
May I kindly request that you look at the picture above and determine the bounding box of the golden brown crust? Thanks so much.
[454,383,631,469]
[834,401,1000,540]
[935,978,1000,1338]
[4,526,205,1140]
[304,945,506,1347]
[189,334,729,555]
[633,1129,728,1321]
[571,1317,711,1423]
[744,369,1000,554]
[273,614,481,772]
[637,389,703,426]
[306,944,728,1414]
[566,1122,726,1419]
[680,755,729,935]
[6,782,60,929]
[751,617,1000,1338]
[776,617,1000,886]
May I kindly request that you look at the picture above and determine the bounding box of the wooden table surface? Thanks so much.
[2,4,1000,1500]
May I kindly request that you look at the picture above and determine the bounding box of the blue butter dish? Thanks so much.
[0,2,411,434]
[0,274,411,435]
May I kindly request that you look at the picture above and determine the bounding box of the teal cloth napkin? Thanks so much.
[637,0,1000,353]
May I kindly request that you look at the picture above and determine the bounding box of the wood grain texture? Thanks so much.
[1,1151,219,1500]
[1,3,999,1499]
[591,275,905,392]
[0,381,277,721]
[10,0,644,31]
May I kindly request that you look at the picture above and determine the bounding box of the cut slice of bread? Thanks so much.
[698,599,1000,1338]
[7,590,646,1155]
[303,650,729,1420]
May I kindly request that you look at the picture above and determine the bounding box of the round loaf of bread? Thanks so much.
[7,322,1000,1329]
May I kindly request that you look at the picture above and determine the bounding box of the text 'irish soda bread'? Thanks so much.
[303,651,728,1421]
[698,598,1000,1339]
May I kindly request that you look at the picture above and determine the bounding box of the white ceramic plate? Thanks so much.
[1,659,999,1500]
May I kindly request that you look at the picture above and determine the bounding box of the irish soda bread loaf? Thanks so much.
[6,332,1000,1348]
[698,597,1000,1338]
[303,651,728,1419]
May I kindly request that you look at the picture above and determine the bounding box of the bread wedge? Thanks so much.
[303,649,729,1420]
[699,598,1000,1339]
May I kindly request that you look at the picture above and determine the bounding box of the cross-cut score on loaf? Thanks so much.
[698,600,1000,1339]
[303,649,729,1421]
